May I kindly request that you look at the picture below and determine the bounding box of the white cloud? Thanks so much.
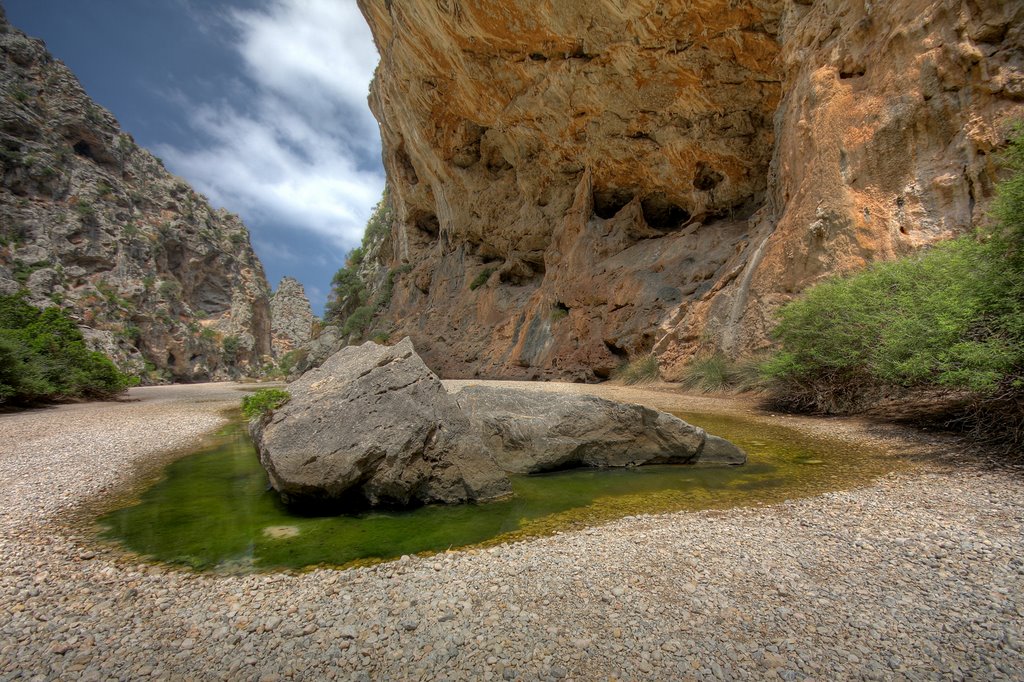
[231,0,380,118]
[156,0,384,248]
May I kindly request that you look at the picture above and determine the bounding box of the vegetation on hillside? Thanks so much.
[0,292,136,405]
[324,189,412,343]
[325,191,391,324]
[761,127,1024,448]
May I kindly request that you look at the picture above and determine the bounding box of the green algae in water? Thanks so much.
[98,411,899,572]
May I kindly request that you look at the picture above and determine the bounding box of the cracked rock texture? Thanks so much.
[356,0,1024,381]
[0,9,272,381]
[270,276,315,356]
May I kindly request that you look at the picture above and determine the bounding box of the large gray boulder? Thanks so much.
[250,338,512,508]
[451,385,746,473]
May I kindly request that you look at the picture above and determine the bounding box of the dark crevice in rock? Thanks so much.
[628,131,656,143]
[568,45,596,61]
[529,459,590,474]
[412,210,440,236]
[593,187,635,219]
[72,140,96,160]
[396,146,419,185]
[641,193,691,231]
[604,340,628,361]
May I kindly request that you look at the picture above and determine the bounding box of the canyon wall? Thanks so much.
[355,0,1022,381]
[0,10,273,381]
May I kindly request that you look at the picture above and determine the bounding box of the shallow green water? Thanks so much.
[98,410,899,572]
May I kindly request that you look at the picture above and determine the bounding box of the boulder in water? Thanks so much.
[249,338,512,508]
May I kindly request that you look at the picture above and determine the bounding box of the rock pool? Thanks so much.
[97,410,903,572]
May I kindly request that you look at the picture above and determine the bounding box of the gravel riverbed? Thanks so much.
[1,382,1022,681]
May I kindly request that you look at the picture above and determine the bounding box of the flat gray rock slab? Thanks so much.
[452,384,746,473]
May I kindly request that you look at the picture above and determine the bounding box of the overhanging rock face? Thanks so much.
[357,0,784,380]
[354,0,1023,381]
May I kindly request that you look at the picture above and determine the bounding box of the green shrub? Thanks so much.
[241,388,290,420]
[363,192,392,245]
[683,353,733,393]
[325,264,366,323]
[681,352,768,393]
[0,293,135,405]
[10,84,29,103]
[341,306,374,337]
[0,335,51,403]
[762,127,1024,447]
[74,199,97,221]
[120,325,141,342]
[325,188,393,321]
[762,235,1020,409]
[276,348,307,375]
[158,279,180,299]
[469,268,494,291]
[613,355,660,385]
[12,260,49,284]
[222,335,240,360]
[347,246,366,268]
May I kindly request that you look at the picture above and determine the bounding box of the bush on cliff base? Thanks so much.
[762,127,1024,449]
[613,355,660,385]
[241,388,290,420]
[0,292,135,405]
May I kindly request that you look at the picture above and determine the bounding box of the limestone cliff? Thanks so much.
[270,276,315,356]
[355,0,1023,381]
[0,10,272,381]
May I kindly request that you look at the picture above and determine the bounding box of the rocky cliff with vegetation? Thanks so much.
[346,0,1023,381]
[0,9,272,382]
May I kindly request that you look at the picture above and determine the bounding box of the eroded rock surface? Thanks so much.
[353,0,1024,381]
[657,0,1024,376]
[250,338,512,508]
[0,11,272,380]
[453,385,745,473]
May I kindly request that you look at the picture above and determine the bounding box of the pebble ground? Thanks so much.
[1,382,1022,681]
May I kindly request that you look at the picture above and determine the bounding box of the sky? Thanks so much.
[4,0,385,314]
